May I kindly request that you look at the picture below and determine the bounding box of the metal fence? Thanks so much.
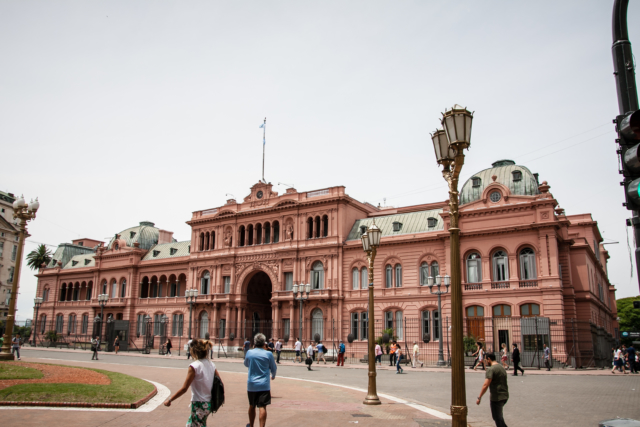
[17,315,614,369]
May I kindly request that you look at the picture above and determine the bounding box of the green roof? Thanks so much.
[460,160,539,205]
[48,244,95,268]
[107,221,174,251]
[142,241,191,261]
[347,209,444,241]
[63,254,95,269]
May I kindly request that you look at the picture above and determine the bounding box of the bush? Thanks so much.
[463,335,477,354]
[44,330,59,343]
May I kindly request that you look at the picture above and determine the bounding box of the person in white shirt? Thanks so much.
[164,339,224,427]
[412,341,423,368]
[306,344,315,371]
[294,338,302,363]
[275,339,283,364]
[187,338,193,360]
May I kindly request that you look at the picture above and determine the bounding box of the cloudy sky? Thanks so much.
[2,1,639,320]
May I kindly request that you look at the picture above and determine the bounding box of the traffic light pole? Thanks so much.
[613,0,640,292]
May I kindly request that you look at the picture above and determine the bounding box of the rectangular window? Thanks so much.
[351,312,359,340]
[219,319,226,338]
[8,267,14,283]
[285,273,293,291]
[352,268,359,290]
[283,319,290,339]
[0,241,3,257]
[81,315,88,334]
[361,312,368,340]
[361,267,368,289]
[154,314,161,335]
[395,311,403,340]
[386,267,392,288]
[385,311,393,330]
[433,310,440,341]
[137,314,146,336]
[224,276,231,294]
[395,266,402,287]
[422,311,430,339]
[172,314,184,336]
[11,245,17,261]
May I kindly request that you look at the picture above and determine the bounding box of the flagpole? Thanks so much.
[262,117,266,183]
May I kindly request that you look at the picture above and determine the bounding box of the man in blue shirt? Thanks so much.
[337,340,345,366]
[244,333,277,427]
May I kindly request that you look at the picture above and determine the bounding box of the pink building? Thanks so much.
[33,160,617,367]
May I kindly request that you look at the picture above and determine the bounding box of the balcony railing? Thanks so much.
[491,281,510,289]
[518,280,538,288]
[464,283,482,291]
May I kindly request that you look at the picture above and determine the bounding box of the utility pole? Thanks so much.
[612,0,640,292]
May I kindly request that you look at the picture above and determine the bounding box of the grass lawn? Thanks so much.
[0,364,44,380]
[0,368,154,403]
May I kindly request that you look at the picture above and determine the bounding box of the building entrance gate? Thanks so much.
[105,320,130,352]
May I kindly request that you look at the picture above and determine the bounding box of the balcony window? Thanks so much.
[519,248,537,280]
[361,267,368,289]
[224,276,231,294]
[492,250,509,282]
[310,261,324,290]
[466,253,482,283]
[352,268,359,290]
[385,265,393,288]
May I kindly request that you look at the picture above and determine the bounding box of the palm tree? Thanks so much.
[26,244,52,270]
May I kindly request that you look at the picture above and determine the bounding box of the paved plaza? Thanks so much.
[0,348,638,426]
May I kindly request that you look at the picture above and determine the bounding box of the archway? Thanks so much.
[245,271,273,339]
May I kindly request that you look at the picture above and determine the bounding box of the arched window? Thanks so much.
[120,280,127,298]
[86,283,92,300]
[68,314,76,334]
[272,221,280,243]
[492,250,509,282]
[43,288,49,301]
[431,261,439,278]
[466,253,482,283]
[210,231,216,250]
[520,303,540,317]
[395,264,402,287]
[81,314,89,334]
[264,222,271,244]
[466,305,485,340]
[247,224,254,245]
[55,314,64,333]
[199,232,204,251]
[385,311,394,330]
[519,248,537,280]
[59,284,66,302]
[199,311,209,338]
[420,262,429,286]
[201,271,210,295]
[493,304,511,317]
[361,266,368,289]
[395,311,403,340]
[307,217,313,239]
[352,268,359,290]
[421,311,431,340]
[311,308,323,341]
[205,232,210,250]
[111,280,118,298]
[322,215,328,237]
[311,261,324,290]
[101,280,108,295]
[315,216,321,238]
[40,314,47,334]
[239,225,246,247]
[385,265,393,288]
[73,284,79,301]
[151,277,158,298]
[256,223,262,245]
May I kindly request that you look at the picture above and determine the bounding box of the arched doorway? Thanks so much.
[311,308,323,342]
[245,271,273,340]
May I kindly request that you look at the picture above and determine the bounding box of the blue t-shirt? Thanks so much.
[339,343,345,353]
[244,348,277,392]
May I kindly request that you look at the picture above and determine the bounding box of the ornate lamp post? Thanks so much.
[292,283,310,343]
[186,289,198,339]
[361,222,382,406]
[0,195,39,360]
[430,104,473,427]
[97,294,108,343]
[428,274,450,366]
[33,297,43,347]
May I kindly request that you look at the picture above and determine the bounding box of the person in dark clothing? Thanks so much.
[166,338,173,356]
[626,345,637,374]
[477,353,509,427]
[512,344,524,376]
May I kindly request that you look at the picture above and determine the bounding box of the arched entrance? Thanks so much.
[245,271,273,339]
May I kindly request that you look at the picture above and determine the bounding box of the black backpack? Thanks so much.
[211,373,225,413]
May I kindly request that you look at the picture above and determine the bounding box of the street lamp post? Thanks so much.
[430,104,474,427]
[428,274,450,366]
[33,297,43,348]
[0,195,39,360]
[292,284,310,343]
[361,222,382,406]
[186,289,198,339]
[97,294,108,343]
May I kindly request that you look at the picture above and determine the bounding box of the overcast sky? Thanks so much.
[2,1,639,321]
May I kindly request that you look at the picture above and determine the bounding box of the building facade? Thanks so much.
[32,160,618,367]
[0,191,19,323]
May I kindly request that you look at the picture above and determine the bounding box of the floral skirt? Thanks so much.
[187,401,212,427]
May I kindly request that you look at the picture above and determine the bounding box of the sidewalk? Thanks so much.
[22,346,621,376]
[0,355,446,427]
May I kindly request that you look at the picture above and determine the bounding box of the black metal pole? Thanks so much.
[34,306,40,348]
[437,293,445,366]
[188,302,193,339]
[613,0,640,290]
[99,305,104,343]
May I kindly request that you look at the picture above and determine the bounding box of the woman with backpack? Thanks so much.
[164,339,225,426]
[316,341,327,364]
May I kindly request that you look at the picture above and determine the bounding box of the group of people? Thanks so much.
[611,344,638,374]
[470,341,531,376]
[165,333,277,427]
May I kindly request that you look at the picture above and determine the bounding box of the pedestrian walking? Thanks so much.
[306,343,315,371]
[500,343,508,368]
[476,353,509,427]
[472,342,485,371]
[375,343,383,366]
[316,341,327,364]
[164,339,223,427]
[114,335,120,355]
[267,338,275,353]
[543,343,551,371]
[626,344,637,374]
[275,339,282,364]
[412,341,423,368]
[396,346,404,374]
[389,341,398,366]
[244,333,277,427]
[186,338,193,359]
[166,338,173,356]
[11,334,21,360]
[612,345,628,374]
[294,338,302,363]
[337,340,346,366]
[244,338,251,359]
[91,336,100,360]
[511,344,524,376]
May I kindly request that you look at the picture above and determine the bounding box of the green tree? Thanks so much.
[26,244,52,270]
[617,296,640,344]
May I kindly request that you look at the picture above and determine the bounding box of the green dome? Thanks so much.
[460,160,539,205]
[107,221,174,250]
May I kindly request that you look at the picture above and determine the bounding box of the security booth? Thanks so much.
[105,320,130,352]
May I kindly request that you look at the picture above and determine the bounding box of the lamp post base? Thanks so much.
[0,352,16,361]
[436,359,447,367]
[363,395,381,405]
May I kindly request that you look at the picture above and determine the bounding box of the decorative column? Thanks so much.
[225,303,231,340]
[212,304,219,338]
